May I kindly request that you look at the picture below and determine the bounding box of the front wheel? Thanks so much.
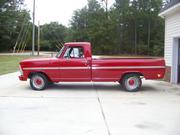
[30,73,48,91]
[121,74,142,92]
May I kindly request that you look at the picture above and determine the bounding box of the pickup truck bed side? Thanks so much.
[92,58,165,81]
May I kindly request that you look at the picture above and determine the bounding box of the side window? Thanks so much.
[63,48,71,58]
[63,47,84,58]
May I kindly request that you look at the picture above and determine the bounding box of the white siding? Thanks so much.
[164,11,180,66]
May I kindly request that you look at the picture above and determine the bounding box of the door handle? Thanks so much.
[84,61,88,66]
[85,60,91,66]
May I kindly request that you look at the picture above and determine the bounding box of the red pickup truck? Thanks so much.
[19,42,166,92]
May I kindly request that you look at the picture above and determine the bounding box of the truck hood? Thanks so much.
[21,57,52,62]
[20,57,57,67]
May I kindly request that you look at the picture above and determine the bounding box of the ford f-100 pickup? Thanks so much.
[19,42,166,92]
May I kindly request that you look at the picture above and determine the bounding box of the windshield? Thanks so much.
[56,46,65,58]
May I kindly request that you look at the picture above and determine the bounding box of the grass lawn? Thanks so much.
[0,55,32,75]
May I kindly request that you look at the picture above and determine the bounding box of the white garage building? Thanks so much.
[159,0,180,84]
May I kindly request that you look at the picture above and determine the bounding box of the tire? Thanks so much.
[121,74,142,92]
[30,73,48,90]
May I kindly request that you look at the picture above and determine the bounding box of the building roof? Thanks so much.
[160,0,180,13]
[159,0,180,17]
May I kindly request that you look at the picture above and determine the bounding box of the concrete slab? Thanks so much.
[0,72,180,135]
[0,72,97,98]
[94,81,180,135]
[0,98,108,135]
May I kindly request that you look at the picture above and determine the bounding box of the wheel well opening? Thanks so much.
[28,72,51,82]
[120,72,144,82]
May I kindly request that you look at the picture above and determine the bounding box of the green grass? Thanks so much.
[0,55,32,75]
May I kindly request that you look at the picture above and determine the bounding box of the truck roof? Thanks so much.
[64,42,91,46]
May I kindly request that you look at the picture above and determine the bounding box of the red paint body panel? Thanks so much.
[19,42,166,83]
[59,58,91,81]
[92,58,165,81]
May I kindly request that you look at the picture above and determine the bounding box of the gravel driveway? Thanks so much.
[0,72,180,135]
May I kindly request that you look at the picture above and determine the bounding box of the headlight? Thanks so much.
[19,65,23,76]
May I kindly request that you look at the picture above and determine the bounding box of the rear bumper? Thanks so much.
[19,75,27,81]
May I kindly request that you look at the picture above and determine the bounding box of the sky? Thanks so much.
[24,0,115,26]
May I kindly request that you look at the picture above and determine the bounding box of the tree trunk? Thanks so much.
[147,20,151,55]
[134,20,137,55]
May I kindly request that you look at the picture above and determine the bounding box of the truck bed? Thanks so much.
[91,56,165,81]
[92,55,160,59]
[92,56,164,66]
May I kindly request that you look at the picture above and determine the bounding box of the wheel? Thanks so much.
[30,73,48,90]
[121,74,142,92]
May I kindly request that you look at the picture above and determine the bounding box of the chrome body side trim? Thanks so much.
[92,66,166,70]
[23,66,165,70]
[23,67,90,70]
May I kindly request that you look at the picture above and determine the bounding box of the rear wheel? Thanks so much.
[121,74,142,92]
[30,73,48,90]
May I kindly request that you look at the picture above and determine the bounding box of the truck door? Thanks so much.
[60,46,91,81]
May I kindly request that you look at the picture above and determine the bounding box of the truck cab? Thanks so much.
[56,42,92,81]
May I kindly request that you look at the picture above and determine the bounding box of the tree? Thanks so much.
[0,0,165,56]
[112,0,164,55]
[70,0,117,54]
[0,0,31,52]
[40,22,68,51]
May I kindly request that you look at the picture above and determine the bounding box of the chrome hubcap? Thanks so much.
[125,77,139,91]
[32,76,45,89]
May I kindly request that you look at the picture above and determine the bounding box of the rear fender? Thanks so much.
[120,71,144,81]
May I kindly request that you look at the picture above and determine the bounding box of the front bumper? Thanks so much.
[19,75,27,81]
